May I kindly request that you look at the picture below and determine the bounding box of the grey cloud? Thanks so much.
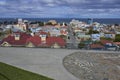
[0,0,120,18]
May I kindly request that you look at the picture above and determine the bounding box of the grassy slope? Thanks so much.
[0,74,8,80]
[0,62,53,80]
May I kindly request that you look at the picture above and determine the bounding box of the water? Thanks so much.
[0,18,120,24]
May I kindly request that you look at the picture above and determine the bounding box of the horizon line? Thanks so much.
[0,17,120,19]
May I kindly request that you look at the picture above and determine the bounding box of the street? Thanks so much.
[67,24,78,48]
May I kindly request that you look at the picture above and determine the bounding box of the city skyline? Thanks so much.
[0,0,120,18]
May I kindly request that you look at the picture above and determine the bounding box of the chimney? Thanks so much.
[15,34,20,40]
[30,33,34,36]
[40,35,46,43]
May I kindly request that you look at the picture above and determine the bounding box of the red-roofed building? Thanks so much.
[1,32,31,47]
[100,40,117,50]
[114,42,120,46]
[26,36,66,48]
[26,36,41,47]
[46,37,66,48]
[1,31,66,48]
[100,40,113,45]
[90,44,104,50]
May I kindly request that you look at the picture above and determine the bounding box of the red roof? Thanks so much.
[26,36,41,46]
[1,32,31,46]
[39,31,48,35]
[2,33,66,47]
[90,44,104,49]
[100,40,113,45]
[114,42,120,45]
[46,37,66,47]
[26,36,66,47]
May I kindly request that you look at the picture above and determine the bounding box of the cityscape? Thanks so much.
[0,0,120,80]
[0,18,120,51]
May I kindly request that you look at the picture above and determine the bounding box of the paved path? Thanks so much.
[0,47,79,80]
[0,48,119,80]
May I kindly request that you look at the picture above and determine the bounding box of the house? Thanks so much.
[35,31,48,37]
[100,40,116,50]
[48,20,57,25]
[46,37,66,48]
[91,34,100,41]
[90,44,104,50]
[114,42,120,51]
[99,32,105,37]
[42,26,61,37]
[26,36,41,47]
[5,25,13,29]
[104,33,115,39]
[100,40,113,46]
[114,42,120,46]
[49,28,61,37]
[73,27,83,33]
[1,32,31,47]
[60,29,68,36]
[70,19,87,29]
[76,32,90,40]
[116,31,120,34]
[26,36,66,48]
[30,27,42,33]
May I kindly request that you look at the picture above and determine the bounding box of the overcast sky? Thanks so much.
[0,0,120,18]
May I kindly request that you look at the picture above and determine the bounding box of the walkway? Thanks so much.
[0,47,79,80]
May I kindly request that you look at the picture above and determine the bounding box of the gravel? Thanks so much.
[63,52,120,80]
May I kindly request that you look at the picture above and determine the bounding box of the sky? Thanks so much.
[0,0,120,18]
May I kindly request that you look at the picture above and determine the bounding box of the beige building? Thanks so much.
[48,20,57,25]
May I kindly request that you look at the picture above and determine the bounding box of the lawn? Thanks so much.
[0,62,54,80]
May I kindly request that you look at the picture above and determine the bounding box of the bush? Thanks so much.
[114,34,120,42]
[59,35,67,40]
[46,22,53,25]
[87,29,99,34]
[78,42,85,49]
[38,21,44,26]
[100,37,113,41]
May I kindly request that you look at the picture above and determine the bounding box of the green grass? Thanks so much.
[0,74,8,80]
[0,62,54,80]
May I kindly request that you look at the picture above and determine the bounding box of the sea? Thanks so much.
[0,18,120,24]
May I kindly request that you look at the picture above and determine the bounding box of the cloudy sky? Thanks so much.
[0,0,120,18]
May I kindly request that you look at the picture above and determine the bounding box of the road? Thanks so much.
[67,24,78,48]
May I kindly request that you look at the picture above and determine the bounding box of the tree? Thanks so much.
[4,29,12,34]
[4,21,8,25]
[114,24,119,26]
[100,37,113,41]
[46,22,53,25]
[0,32,3,36]
[114,34,120,42]
[78,42,85,49]
[59,35,67,40]
[87,29,99,34]
[38,21,44,26]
